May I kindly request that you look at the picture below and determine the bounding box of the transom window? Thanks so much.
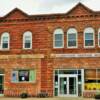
[1,32,10,50]
[12,69,36,82]
[67,28,78,48]
[23,31,32,49]
[53,28,64,48]
[84,27,95,48]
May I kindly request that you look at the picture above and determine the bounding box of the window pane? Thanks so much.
[68,34,76,47]
[85,33,93,40]
[19,70,29,82]
[55,34,63,40]
[55,40,63,47]
[85,40,93,46]
[24,34,31,49]
[29,70,36,82]
[2,43,8,49]
[12,71,18,82]
[2,37,9,49]
[99,33,100,46]
[68,34,76,40]
[68,41,76,47]
[24,36,31,48]
[84,69,97,90]
[25,43,31,48]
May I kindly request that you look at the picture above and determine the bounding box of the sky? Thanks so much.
[0,0,100,17]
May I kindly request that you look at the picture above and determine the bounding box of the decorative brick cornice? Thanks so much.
[0,3,100,23]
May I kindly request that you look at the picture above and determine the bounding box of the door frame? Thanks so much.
[0,74,4,96]
[58,74,78,97]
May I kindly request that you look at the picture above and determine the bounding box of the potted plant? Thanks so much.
[95,93,100,99]
[20,90,28,98]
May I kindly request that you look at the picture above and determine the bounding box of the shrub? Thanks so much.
[20,93,28,98]
[95,93,100,99]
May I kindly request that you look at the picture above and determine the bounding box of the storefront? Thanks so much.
[54,69,84,97]
[54,69,100,97]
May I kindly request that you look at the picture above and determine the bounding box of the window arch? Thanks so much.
[23,31,32,49]
[1,32,10,49]
[98,28,100,47]
[67,28,78,48]
[84,27,95,48]
[53,28,64,48]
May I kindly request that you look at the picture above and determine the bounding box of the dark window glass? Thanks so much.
[68,34,76,47]
[85,33,94,46]
[19,70,29,82]
[55,34,63,47]
[2,43,8,49]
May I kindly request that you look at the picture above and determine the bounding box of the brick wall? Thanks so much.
[0,3,99,97]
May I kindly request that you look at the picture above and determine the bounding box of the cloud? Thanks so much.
[0,0,99,16]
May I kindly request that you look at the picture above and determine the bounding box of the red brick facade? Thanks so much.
[0,3,100,98]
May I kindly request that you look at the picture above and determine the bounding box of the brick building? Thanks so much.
[0,3,99,98]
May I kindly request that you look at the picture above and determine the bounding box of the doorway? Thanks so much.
[58,75,78,97]
[0,75,4,96]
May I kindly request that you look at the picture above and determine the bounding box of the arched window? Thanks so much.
[84,27,95,48]
[98,28,100,47]
[53,28,64,48]
[1,32,10,49]
[23,31,32,49]
[67,28,78,48]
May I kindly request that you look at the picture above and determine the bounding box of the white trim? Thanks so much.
[67,28,78,48]
[53,28,64,48]
[23,31,32,50]
[84,27,95,48]
[58,74,78,97]
[51,53,100,58]
[81,69,84,97]
[98,29,100,47]
[0,32,10,50]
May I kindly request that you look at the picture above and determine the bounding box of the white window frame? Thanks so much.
[53,28,64,48]
[11,69,36,83]
[1,32,10,50]
[23,31,32,49]
[67,28,78,48]
[98,28,100,47]
[84,27,95,48]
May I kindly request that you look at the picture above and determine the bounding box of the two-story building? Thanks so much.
[0,2,99,98]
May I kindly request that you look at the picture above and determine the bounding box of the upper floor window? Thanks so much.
[23,31,32,49]
[53,28,64,48]
[67,28,78,48]
[98,28,100,47]
[1,32,10,50]
[84,27,95,48]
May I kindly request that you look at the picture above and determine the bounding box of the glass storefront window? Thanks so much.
[84,69,100,91]
[59,70,77,74]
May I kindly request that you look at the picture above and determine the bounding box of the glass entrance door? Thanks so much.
[0,75,4,95]
[59,77,67,95]
[59,75,78,96]
[68,76,78,96]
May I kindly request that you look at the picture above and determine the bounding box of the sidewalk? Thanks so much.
[0,97,95,100]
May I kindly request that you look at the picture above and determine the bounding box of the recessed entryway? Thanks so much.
[54,69,84,97]
[58,74,78,97]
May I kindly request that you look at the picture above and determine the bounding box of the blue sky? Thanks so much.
[0,0,100,16]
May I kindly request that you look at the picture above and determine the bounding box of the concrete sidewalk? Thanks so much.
[0,97,95,100]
